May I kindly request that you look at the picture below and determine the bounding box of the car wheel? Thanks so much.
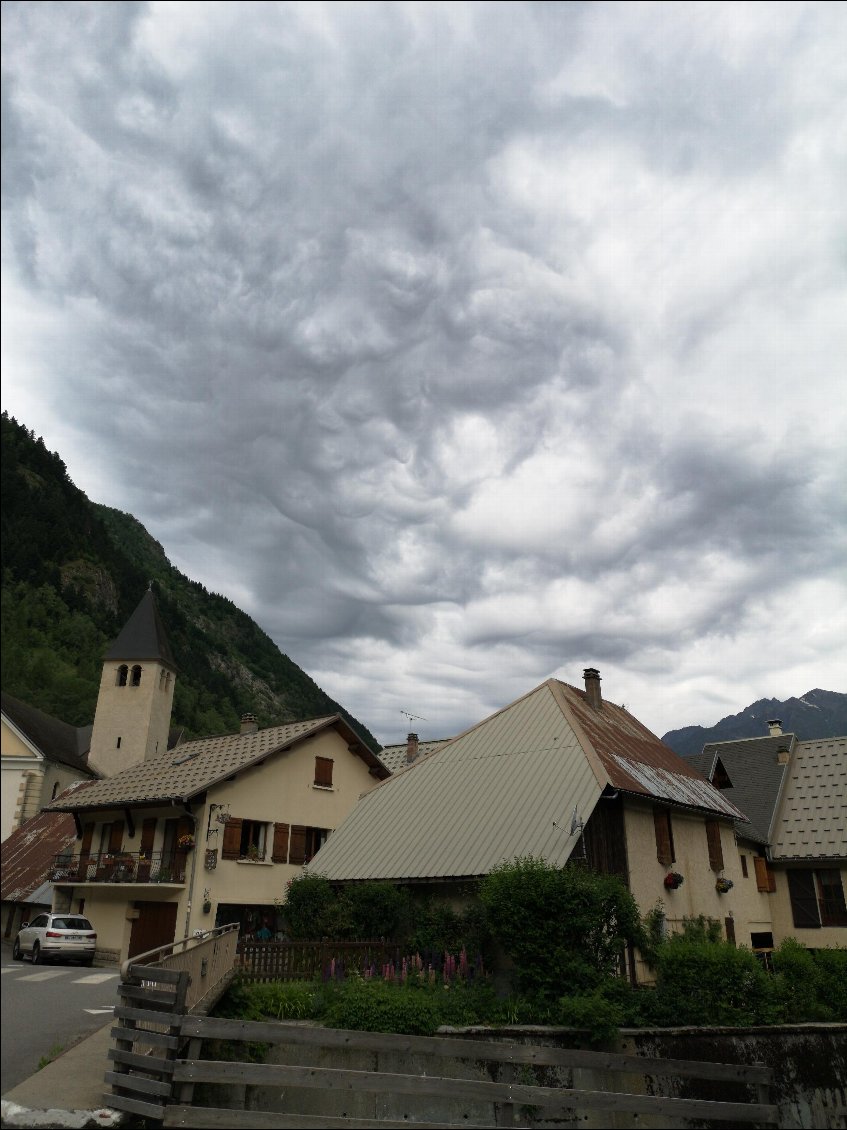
[32,942,42,965]
[12,938,23,961]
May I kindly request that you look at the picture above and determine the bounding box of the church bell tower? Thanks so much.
[87,589,177,776]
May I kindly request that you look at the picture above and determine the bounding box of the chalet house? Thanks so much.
[1,692,99,842]
[688,725,847,956]
[37,589,388,964]
[309,669,749,981]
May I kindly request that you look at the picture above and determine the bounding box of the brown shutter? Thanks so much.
[314,757,334,787]
[272,823,290,863]
[724,917,736,945]
[78,822,95,880]
[222,817,243,860]
[754,856,776,893]
[289,825,307,866]
[705,820,724,871]
[108,821,125,853]
[140,818,157,854]
[653,809,674,866]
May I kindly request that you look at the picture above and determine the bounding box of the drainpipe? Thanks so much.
[176,802,198,939]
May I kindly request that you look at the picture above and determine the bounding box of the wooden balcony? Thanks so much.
[50,850,188,885]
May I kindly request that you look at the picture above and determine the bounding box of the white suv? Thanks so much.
[12,913,97,966]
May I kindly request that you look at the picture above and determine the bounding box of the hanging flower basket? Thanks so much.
[177,834,195,851]
[715,877,734,894]
[664,871,685,890]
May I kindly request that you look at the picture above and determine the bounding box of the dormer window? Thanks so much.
[117,665,129,687]
[131,665,142,687]
[710,757,733,789]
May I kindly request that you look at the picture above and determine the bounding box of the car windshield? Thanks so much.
[51,917,93,930]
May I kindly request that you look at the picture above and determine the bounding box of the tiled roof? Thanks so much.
[46,715,384,811]
[771,736,847,860]
[378,740,450,774]
[686,735,795,846]
[2,692,97,777]
[309,679,743,884]
[105,590,176,668]
[0,783,89,901]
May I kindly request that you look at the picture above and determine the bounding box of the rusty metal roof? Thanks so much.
[0,783,90,902]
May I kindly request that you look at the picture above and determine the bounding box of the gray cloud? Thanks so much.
[2,1,845,745]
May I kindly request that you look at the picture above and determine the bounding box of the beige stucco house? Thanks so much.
[309,669,751,982]
[1,693,98,842]
[41,589,388,963]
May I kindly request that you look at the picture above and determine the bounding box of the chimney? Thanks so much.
[767,719,783,737]
[776,745,791,765]
[583,668,602,710]
[240,713,259,735]
[406,732,420,765]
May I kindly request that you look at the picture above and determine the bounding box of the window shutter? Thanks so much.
[140,818,157,854]
[653,809,674,866]
[108,821,125,854]
[272,823,290,863]
[705,820,724,872]
[314,757,334,787]
[754,856,776,893]
[80,822,94,854]
[222,818,243,860]
[724,917,736,946]
[289,825,307,866]
[787,869,821,929]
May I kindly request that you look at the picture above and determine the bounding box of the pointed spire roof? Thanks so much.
[105,590,177,669]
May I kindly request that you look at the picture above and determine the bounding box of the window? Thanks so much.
[754,856,776,893]
[740,854,748,878]
[51,781,60,800]
[131,665,142,686]
[289,825,330,865]
[788,868,847,929]
[705,820,724,872]
[117,665,128,687]
[314,757,334,788]
[653,809,675,866]
[221,817,269,861]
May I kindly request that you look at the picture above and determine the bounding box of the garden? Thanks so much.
[218,859,847,1041]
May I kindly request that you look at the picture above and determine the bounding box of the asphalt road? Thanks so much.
[0,940,122,1094]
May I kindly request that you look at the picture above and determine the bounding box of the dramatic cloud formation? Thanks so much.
[3,1,845,745]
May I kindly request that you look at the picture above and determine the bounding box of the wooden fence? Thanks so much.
[161,1016,778,1129]
[238,939,405,982]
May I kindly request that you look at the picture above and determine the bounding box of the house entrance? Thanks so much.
[128,901,179,960]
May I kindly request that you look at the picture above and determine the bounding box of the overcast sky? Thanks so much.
[3,1,845,747]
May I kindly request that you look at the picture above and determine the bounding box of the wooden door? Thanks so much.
[128,901,179,961]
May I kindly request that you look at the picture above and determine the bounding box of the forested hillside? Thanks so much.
[1,412,379,749]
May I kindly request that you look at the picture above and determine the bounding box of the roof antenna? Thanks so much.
[553,805,584,836]
[401,711,427,727]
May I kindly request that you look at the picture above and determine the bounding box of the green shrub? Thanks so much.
[557,990,626,1044]
[343,882,411,940]
[810,947,847,1020]
[284,873,347,939]
[248,980,322,1020]
[479,857,644,1000]
[770,939,847,1022]
[322,980,440,1035]
[652,940,771,1026]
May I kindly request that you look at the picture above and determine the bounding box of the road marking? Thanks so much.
[18,970,68,981]
[73,973,118,984]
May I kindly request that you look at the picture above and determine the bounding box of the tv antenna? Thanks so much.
[401,711,427,727]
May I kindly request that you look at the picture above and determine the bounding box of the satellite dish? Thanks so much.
[569,806,584,837]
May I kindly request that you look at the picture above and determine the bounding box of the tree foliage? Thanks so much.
[479,857,645,999]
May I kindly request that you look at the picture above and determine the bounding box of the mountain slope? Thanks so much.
[0,412,379,749]
[662,689,847,757]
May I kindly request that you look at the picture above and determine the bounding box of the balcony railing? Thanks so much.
[50,850,187,885]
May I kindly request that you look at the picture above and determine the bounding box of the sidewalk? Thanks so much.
[1,1018,123,1129]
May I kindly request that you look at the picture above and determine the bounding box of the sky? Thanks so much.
[2,1,846,748]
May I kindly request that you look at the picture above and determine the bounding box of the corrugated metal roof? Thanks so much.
[46,715,385,811]
[771,736,847,861]
[378,740,450,774]
[554,683,746,820]
[0,784,86,901]
[310,682,603,881]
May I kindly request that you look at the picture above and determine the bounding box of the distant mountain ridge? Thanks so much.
[662,689,847,758]
[0,412,379,749]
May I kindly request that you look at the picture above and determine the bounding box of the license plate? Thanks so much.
[67,935,82,941]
